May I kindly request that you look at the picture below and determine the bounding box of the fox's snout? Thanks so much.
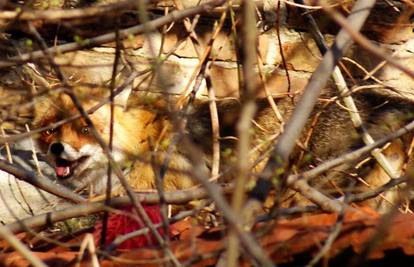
[48,142,81,160]
[47,141,91,179]
[50,142,64,156]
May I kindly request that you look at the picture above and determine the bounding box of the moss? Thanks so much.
[53,215,98,234]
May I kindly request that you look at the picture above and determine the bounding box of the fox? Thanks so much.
[33,88,203,196]
[33,86,414,211]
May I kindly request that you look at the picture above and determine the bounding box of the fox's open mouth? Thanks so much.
[55,156,89,179]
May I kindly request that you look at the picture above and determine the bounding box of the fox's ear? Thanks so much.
[33,96,55,128]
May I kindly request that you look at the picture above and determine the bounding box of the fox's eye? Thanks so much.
[44,128,56,136]
[81,126,90,135]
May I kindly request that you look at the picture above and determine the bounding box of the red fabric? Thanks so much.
[94,205,166,249]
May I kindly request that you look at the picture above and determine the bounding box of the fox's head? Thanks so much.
[32,88,150,193]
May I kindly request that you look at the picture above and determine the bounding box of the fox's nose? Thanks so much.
[50,142,64,155]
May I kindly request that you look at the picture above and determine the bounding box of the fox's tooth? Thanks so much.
[63,166,70,176]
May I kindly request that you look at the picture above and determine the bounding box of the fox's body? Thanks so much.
[34,92,196,195]
[33,88,414,211]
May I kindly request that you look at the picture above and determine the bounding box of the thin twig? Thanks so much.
[76,234,100,267]
[107,208,197,251]
[227,0,259,265]
[275,0,291,96]
[205,67,220,177]
[256,54,284,124]
[24,124,43,176]
[305,206,345,267]
[348,176,407,203]
[100,23,122,250]
[1,127,13,163]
